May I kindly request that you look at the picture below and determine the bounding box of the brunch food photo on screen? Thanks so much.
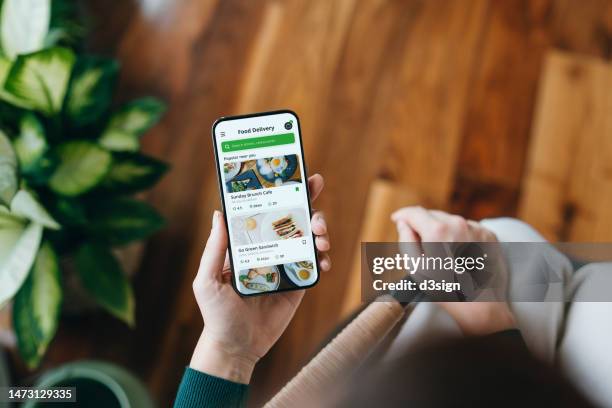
[238,266,281,293]
[224,154,302,193]
[238,260,316,294]
[229,208,309,245]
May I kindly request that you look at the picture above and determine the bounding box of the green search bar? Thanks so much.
[221,133,295,152]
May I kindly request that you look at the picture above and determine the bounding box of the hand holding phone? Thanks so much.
[189,175,330,383]
[212,110,323,295]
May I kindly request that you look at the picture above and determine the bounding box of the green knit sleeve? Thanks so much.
[174,367,249,408]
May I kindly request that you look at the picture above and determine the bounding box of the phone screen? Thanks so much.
[212,110,319,296]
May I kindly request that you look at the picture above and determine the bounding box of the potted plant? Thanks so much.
[24,360,155,408]
[0,0,168,369]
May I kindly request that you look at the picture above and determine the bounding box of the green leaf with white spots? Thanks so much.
[87,198,164,246]
[99,98,166,151]
[98,129,139,152]
[0,55,30,107]
[0,0,50,59]
[12,113,47,172]
[48,140,111,196]
[10,189,59,229]
[13,241,61,369]
[0,129,18,206]
[3,47,75,115]
[0,221,43,306]
[0,55,10,80]
[99,152,168,194]
[65,56,119,126]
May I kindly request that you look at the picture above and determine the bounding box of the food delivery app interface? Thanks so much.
[214,112,318,295]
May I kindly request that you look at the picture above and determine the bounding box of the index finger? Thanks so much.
[391,206,438,239]
[197,211,229,281]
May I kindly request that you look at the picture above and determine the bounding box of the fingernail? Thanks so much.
[317,211,326,224]
[315,212,327,230]
[396,220,408,232]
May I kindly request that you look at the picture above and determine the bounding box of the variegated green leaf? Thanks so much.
[10,189,59,229]
[0,130,18,206]
[0,221,43,306]
[12,113,47,172]
[0,55,30,107]
[65,56,119,126]
[3,47,75,115]
[99,98,166,151]
[99,152,168,194]
[48,140,111,196]
[13,240,61,368]
[87,198,164,246]
[0,0,50,59]
[75,243,134,326]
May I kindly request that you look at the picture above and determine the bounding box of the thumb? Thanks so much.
[198,210,229,280]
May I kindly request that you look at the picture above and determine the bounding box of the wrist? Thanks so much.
[439,302,517,336]
[190,332,258,384]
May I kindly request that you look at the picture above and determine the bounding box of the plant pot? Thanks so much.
[23,360,154,408]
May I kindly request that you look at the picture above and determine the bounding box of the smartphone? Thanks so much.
[212,110,319,296]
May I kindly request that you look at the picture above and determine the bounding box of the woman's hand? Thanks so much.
[190,174,330,383]
[391,207,516,336]
[391,207,497,243]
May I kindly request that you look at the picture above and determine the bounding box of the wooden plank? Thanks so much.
[552,0,612,59]
[567,60,612,241]
[117,0,220,100]
[454,0,612,224]
[592,88,612,241]
[549,0,612,239]
[83,0,138,52]
[457,0,555,189]
[235,0,358,154]
[378,0,489,207]
[518,51,611,240]
[518,51,587,240]
[449,175,519,221]
[340,180,421,319]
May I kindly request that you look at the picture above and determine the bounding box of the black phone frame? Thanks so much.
[211,109,320,296]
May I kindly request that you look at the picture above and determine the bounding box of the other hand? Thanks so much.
[391,207,516,336]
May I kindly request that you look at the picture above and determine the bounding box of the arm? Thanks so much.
[174,367,248,408]
[174,175,331,408]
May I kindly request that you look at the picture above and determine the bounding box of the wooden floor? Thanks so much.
[21,0,612,406]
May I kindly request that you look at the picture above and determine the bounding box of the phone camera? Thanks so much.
[284,121,293,130]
